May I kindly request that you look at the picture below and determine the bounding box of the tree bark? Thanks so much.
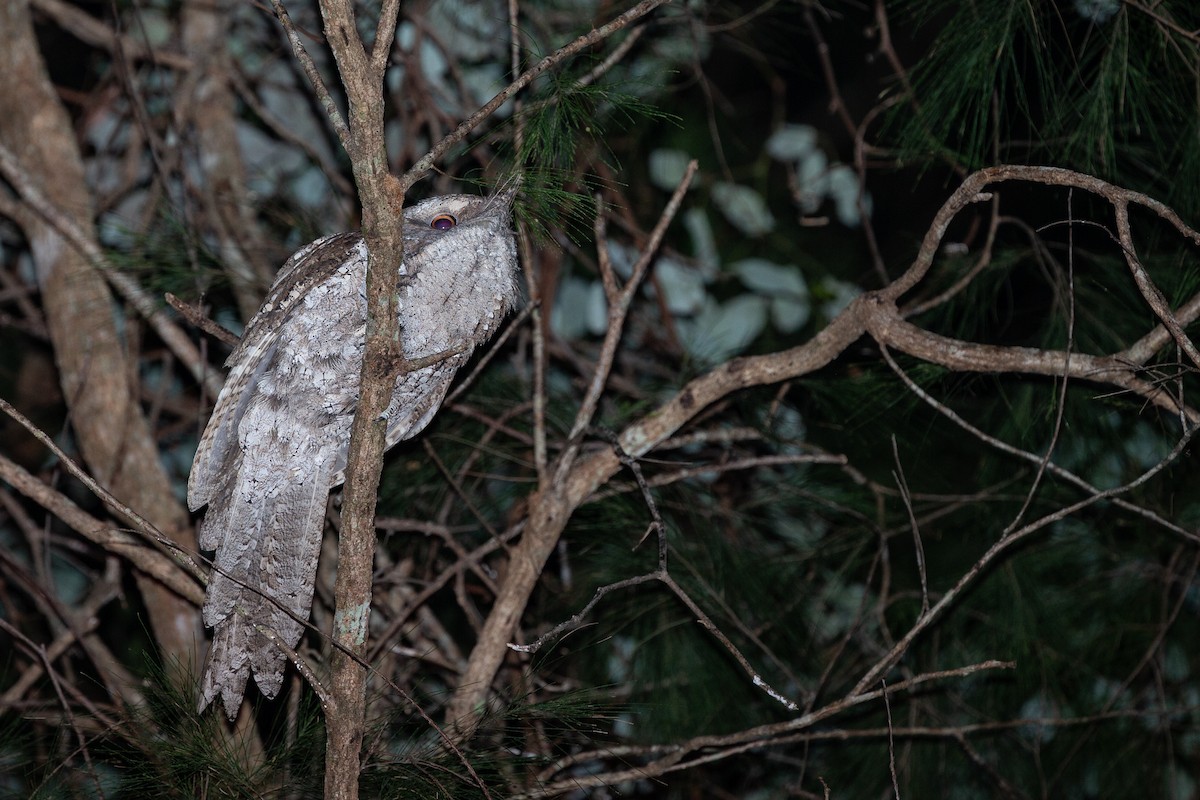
[313,0,404,794]
[0,0,203,679]
[180,0,275,320]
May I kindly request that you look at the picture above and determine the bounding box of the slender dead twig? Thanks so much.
[0,142,224,400]
[407,0,672,190]
[856,349,1197,694]
[556,159,699,482]
[165,292,240,348]
[0,398,207,589]
[1113,201,1200,370]
[890,436,929,616]
[267,0,351,149]
[520,661,1015,798]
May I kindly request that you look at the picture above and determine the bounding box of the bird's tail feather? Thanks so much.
[198,432,333,718]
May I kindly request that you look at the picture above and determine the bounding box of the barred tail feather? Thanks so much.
[197,419,334,718]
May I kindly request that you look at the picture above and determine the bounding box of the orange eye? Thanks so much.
[431,213,457,231]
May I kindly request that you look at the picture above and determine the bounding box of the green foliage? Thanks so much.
[111,678,326,799]
[104,210,227,301]
[8,0,1200,797]
[507,62,678,245]
[892,0,1200,214]
[0,657,624,799]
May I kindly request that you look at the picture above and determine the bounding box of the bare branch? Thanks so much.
[404,0,671,190]
[268,0,351,149]
[0,142,224,400]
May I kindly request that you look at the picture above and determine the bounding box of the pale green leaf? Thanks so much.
[682,208,719,278]
[733,258,806,295]
[680,295,768,364]
[653,257,707,315]
[766,124,818,161]
[585,280,609,336]
[647,149,695,191]
[771,296,811,333]
[712,182,775,237]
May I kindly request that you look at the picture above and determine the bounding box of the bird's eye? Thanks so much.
[430,214,457,231]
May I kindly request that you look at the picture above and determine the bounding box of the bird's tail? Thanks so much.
[197,432,333,719]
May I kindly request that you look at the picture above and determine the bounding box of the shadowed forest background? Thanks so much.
[2,0,1200,797]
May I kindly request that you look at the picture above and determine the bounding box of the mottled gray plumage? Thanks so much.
[189,188,519,718]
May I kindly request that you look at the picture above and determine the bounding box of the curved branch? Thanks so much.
[868,304,1199,424]
[448,164,1200,737]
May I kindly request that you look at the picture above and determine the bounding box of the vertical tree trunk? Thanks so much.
[313,1,403,793]
[0,0,203,679]
[180,0,275,320]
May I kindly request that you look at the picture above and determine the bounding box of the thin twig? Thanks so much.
[890,436,928,616]
[877,345,1198,543]
[883,679,901,799]
[856,351,1197,694]
[268,0,351,148]
[32,0,191,68]
[0,142,224,400]
[1003,192,1078,535]
[445,301,536,405]
[165,292,240,347]
[520,661,1014,797]
[1114,200,1200,370]
[404,0,671,189]
[0,397,207,586]
[556,160,699,483]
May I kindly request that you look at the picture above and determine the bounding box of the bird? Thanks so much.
[188,185,520,718]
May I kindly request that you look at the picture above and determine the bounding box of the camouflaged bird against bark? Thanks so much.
[189,189,520,718]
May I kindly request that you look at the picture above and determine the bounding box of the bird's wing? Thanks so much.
[188,233,365,511]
